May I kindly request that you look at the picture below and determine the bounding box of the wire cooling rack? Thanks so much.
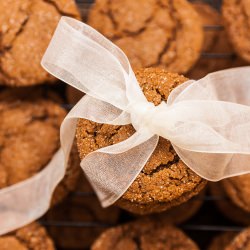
[40,0,248,249]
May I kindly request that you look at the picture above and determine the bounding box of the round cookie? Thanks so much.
[0,88,81,205]
[225,228,250,250]
[45,173,121,249]
[188,2,247,80]
[76,68,207,215]
[88,0,204,74]
[210,182,250,226]
[221,175,250,213]
[208,232,237,250]
[222,0,250,63]
[0,0,80,86]
[0,222,55,250]
[91,219,199,250]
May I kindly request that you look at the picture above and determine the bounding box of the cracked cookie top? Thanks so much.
[76,68,206,214]
[0,0,80,86]
[0,88,81,206]
[0,88,65,187]
[88,0,204,74]
[91,219,199,250]
[0,222,55,250]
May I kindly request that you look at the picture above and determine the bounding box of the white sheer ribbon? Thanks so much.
[2,15,249,234]
[41,17,250,208]
[0,149,64,235]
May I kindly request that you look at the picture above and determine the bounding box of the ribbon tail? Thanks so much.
[0,149,65,235]
[174,145,250,181]
[81,132,159,207]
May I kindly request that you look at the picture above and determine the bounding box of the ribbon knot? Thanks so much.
[128,100,167,136]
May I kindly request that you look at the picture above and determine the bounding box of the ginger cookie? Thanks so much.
[225,228,250,250]
[76,68,207,215]
[222,0,250,63]
[0,88,81,205]
[45,173,121,249]
[88,0,203,74]
[188,2,247,80]
[0,222,55,250]
[91,219,199,250]
[210,182,250,226]
[0,0,80,86]
[208,232,237,250]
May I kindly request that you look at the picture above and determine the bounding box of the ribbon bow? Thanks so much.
[41,17,250,208]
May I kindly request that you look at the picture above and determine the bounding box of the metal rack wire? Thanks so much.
[40,1,249,249]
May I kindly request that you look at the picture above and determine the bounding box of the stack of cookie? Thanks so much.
[76,68,207,215]
[74,67,207,249]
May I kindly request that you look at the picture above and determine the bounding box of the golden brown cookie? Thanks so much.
[0,0,80,86]
[0,222,55,250]
[88,0,203,74]
[222,0,250,63]
[45,173,121,249]
[225,228,250,250]
[210,182,250,226]
[76,68,207,215]
[91,219,199,250]
[208,232,237,250]
[188,2,247,80]
[0,88,81,205]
